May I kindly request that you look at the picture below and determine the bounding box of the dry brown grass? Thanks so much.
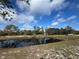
[0,35,79,59]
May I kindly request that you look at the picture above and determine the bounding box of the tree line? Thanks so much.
[46,26,79,35]
[0,24,79,36]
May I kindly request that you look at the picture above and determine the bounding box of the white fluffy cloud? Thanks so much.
[0,1,37,30]
[17,0,68,16]
[30,0,67,15]
[52,15,77,26]
[52,22,59,26]
[17,0,30,11]
[11,14,37,30]
[67,16,77,21]
[16,0,69,29]
[51,0,64,10]
[0,12,37,30]
[0,0,70,30]
[15,14,35,24]
[29,0,51,15]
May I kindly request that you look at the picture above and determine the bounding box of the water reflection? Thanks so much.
[0,38,62,48]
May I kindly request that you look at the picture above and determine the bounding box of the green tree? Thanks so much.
[5,24,19,31]
[0,0,12,8]
[33,26,44,35]
[59,28,68,34]
[0,0,30,21]
[4,24,19,35]
[0,0,14,21]
[64,26,74,34]
[46,28,60,35]
[23,30,33,35]
[0,0,30,7]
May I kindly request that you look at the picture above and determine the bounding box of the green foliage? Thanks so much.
[19,0,30,5]
[46,28,60,35]
[0,26,79,36]
[5,24,19,31]
[0,0,31,21]
[23,30,33,35]
[0,0,13,8]
[0,0,15,21]
[46,26,78,35]
[33,26,44,35]
[0,30,7,36]
[2,24,19,35]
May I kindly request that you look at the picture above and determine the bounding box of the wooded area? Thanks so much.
[0,24,79,36]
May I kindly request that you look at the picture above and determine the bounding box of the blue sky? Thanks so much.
[0,0,79,30]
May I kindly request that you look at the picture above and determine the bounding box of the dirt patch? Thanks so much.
[46,38,63,43]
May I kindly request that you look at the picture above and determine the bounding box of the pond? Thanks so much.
[0,38,62,48]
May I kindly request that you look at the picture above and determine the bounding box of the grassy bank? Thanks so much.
[0,35,79,40]
[0,35,79,59]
